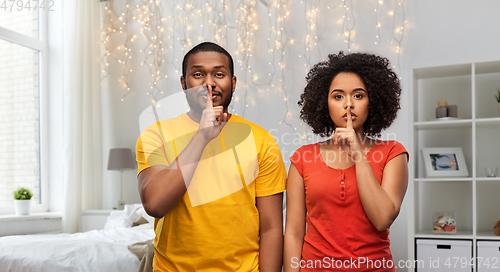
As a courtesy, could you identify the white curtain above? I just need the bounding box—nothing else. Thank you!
[62,0,103,233]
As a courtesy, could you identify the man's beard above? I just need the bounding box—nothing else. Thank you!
[185,82,233,112]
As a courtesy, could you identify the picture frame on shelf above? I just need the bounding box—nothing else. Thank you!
[421,147,469,178]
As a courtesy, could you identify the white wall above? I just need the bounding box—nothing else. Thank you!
[406,0,500,67]
[102,0,412,207]
[101,1,413,268]
[44,0,500,269]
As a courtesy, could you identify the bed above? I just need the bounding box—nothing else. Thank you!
[0,204,155,272]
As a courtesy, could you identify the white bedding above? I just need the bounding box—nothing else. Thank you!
[0,205,155,272]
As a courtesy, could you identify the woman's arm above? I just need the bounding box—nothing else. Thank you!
[283,163,307,272]
[334,110,408,231]
[354,153,408,231]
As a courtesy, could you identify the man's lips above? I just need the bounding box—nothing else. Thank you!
[199,91,221,100]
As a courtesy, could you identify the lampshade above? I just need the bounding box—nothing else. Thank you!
[107,148,136,170]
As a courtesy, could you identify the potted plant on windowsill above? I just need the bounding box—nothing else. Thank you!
[13,187,33,216]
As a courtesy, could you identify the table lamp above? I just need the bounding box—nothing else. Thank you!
[107,148,136,209]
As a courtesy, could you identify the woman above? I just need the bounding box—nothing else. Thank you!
[284,52,408,271]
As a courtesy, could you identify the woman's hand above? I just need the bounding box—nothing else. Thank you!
[333,110,363,162]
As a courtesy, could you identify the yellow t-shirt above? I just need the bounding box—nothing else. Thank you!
[136,113,287,272]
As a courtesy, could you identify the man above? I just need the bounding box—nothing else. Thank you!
[136,42,286,272]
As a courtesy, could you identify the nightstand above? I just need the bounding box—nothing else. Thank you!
[79,209,114,232]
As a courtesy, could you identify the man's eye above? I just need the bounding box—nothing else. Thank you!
[216,73,224,77]
[193,73,203,77]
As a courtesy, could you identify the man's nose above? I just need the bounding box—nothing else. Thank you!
[205,75,216,87]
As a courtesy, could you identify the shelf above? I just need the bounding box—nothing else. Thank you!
[410,60,500,265]
[475,117,500,127]
[416,231,500,241]
[476,232,500,240]
[476,177,500,182]
[413,118,500,129]
[475,60,500,74]
[414,63,472,79]
[415,230,473,239]
[414,119,472,129]
[415,177,473,182]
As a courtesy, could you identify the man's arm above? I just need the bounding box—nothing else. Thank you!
[256,192,284,272]
[283,163,306,272]
[138,86,226,219]
[138,132,210,219]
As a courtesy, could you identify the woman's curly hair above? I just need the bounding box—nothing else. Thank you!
[298,51,401,138]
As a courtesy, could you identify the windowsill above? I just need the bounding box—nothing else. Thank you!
[0,212,62,222]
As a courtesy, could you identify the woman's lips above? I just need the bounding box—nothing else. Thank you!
[342,113,357,121]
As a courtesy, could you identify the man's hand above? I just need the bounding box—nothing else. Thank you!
[198,85,227,141]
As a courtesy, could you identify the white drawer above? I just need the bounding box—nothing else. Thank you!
[416,239,472,272]
[477,241,500,272]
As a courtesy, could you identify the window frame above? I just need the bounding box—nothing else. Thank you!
[0,8,48,214]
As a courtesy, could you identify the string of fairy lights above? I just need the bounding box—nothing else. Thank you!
[101,0,408,140]
[391,0,406,77]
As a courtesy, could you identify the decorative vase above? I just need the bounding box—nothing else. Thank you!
[14,199,31,215]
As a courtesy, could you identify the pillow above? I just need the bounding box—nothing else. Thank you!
[104,204,144,230]
[133,206,154,227]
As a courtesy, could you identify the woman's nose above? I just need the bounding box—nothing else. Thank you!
[344,97,353,109]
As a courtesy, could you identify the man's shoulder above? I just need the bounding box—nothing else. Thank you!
[229,115,270,136]
[159,113,188,126]
[142,113,187,132]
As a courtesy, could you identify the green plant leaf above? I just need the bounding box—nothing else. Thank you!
[13,187,33,200]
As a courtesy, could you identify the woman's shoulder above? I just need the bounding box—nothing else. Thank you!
[372,139,409,162]
[290,143,318,161]
[373,139,405,148]
[294,142,318,153]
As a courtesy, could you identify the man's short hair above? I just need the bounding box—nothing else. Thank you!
[182,42,234,78]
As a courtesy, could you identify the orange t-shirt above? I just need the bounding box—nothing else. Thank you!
[290,140,408,271]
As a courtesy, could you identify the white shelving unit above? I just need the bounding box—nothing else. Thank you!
[407,60,500,271]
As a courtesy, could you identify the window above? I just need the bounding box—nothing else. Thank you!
[0,8,47,213]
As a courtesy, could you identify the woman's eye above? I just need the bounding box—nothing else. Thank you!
[334,95,343,99]
[354,93,363,98]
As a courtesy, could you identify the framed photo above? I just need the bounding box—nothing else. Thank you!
[421,147,469,177]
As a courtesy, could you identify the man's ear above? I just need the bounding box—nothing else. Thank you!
[232,76,237,93]
[180,76,186,91]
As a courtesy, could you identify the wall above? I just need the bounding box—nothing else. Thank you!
[101,0,412,268]
[406,0,500,67]
[102,0,412,206]
[40,0,500,269]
